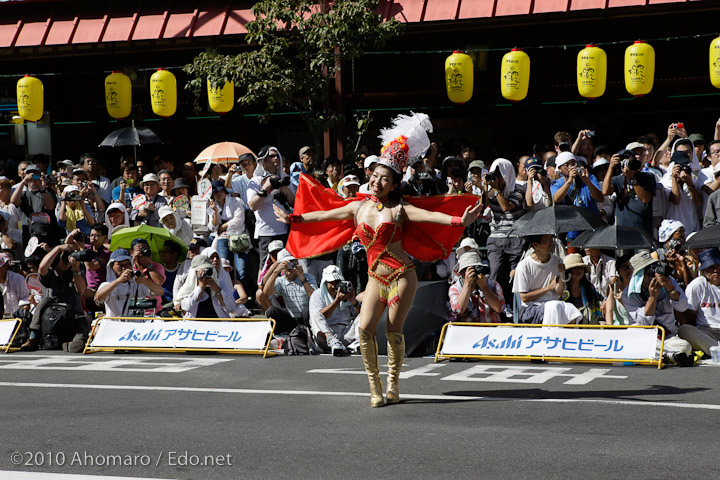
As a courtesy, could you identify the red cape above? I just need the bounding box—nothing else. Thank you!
[286,174,479,262]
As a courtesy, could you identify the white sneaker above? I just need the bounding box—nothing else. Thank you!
[327,333,347,357]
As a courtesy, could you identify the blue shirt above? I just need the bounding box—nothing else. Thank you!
[550,174,601,239]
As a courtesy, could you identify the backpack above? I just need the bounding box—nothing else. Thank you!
[40,303,70,350]
[283,324,314,356]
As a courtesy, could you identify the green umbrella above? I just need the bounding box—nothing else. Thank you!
[109,224,187,263]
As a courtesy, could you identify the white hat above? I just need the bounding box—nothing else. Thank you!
[321,265,344,283]
[158,205,175,220]
[268,240,284,253]
[658,219,685,243]
[364,155,379,169]
[459,237,479,251]
[62,185,80,194]
[457,251,485,273]
[592,158,609,169]
[276,249,295,263]
[140,173,160,187]
[341,175,360,186]
[626,141,645,151]
[555,151,576,168]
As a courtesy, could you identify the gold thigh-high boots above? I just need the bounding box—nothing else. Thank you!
[358,327,384,407]
[385,332,405,404]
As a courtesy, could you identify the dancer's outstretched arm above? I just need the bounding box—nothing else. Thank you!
[274,201,361,224]
[403,202,483,226]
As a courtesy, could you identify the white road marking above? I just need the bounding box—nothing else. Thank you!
[1,381,718,411]
[441,366,627,385]
[0,355,232,373]
[0,471,178,480]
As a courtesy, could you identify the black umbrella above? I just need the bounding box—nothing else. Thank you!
[376,280,448,357]
[99,120,162,159]
[509,205,605,237]
[684,224,720,250]
[569,224,658,250]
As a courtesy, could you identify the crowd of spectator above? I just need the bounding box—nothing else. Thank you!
[3,119,720,364]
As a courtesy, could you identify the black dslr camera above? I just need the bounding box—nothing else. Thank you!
[485,171,499,184]
[338,280,353,294]
[269,176,291,189]
[648,261,673,277]
[679,164,692,175]
[665,238,684,255]
[139,246,151,257]
[69,250,96,262]
[473,262,491,276]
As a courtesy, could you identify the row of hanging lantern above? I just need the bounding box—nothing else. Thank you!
[16,68,235,122]
[447,36,720,104]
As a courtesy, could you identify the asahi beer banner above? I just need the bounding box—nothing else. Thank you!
[89,319,273,351]
[0,320,19,347]
[440,325,658,360]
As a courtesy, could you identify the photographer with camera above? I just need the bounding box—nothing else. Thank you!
[10,163,58,245]
[448,251,504,323]
[95,249,165,318]
[661,148,703,235]
[175,254,235,319]
[309,265,361,356]
[58,185,95,236]
[602,149,656,234]
[401,157,443,196]
[247,146,295,268]
[524,157,552,213]
[21,242,87,352]
[622,252,693,365]
[658,219,697,289]
[262,248,316,333]
[65,225,110,314]
[127,238,165,314]
[0,252,31,318]
[551,151,604,215]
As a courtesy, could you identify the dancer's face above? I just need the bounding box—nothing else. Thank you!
[369,165,397,199]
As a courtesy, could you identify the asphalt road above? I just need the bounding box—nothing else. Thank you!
[0,351,718,480]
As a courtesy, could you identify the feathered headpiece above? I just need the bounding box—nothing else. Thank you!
[378,112,433,174]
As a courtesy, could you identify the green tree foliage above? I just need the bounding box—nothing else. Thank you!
[184,0,403,137]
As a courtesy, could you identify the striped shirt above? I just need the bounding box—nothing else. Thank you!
[488,184,526,237]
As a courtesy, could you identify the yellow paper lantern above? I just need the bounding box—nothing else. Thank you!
[16,75,44,122]
[208,79,234,114]
[710,35,720,89]
[105,71,132,119]
[501,48,530,102]
[625,41,655,97]
[577,44,607,99]
[445,51,473,104]
[150,68,177,118]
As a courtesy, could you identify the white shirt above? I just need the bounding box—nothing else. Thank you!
[207,195,245,240]
[96,279,153,318]
[231,174,254,211]
[247,176,289,238]
[512,254,562,307]
[180,285,236,319]
[583,254,616,299]
[0,270,30,315]
[661,167,704,234]
[685,275,720,329]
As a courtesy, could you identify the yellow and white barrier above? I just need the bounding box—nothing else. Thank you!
[84,317,276,357]
[435,323,664,369]
[0,319,22,353]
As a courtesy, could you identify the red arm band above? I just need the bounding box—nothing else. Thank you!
[450,216,462,227]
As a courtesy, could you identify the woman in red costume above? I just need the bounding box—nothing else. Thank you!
[276,113,481,407]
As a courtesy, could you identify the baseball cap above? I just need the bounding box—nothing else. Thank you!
[671,150,691,166]
[130,238,149,249]
[626,142,645,151]
[57,159,75,168]
[592,158,609,170]
[109,248,132,264]
[364,155,379,169]
[689,133,705,145]
[189,237,208,249]
[298,146,314,156]
[268,240,284,253]
[25,164,41,173]
[221,258,232,269]
[321,265,344,283]
[545,156,557,168]
[0,253,11,267]
[341,174,360,186]
[277,249,295,263]
[468,160,485,171]
[555,151,576,168]
[211,179,226,193]
[524,157,542,171]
